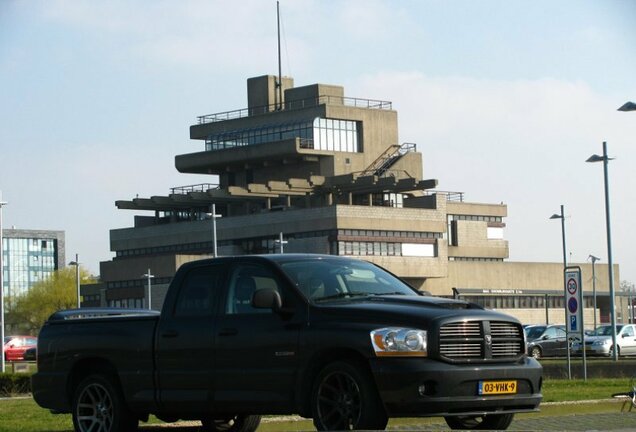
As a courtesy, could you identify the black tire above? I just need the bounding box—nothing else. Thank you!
[311,360,388,431]
[445,413,514,430]
[530,346,542,359]
[201,415,261,432]
[72,374,138,432]
[609,345,620,357]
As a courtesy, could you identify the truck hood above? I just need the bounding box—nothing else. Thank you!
[314,295,517,327]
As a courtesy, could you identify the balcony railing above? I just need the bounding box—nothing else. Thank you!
[197,95,392,125]
[170,183,219,195]
[425,190,465,202]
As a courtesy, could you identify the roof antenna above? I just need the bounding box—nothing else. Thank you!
[276,1,283,111]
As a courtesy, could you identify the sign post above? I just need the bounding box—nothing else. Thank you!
[565,266,587,380]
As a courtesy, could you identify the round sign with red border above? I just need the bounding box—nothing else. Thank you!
[567,278,577,295]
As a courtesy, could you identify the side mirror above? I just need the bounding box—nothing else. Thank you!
[541,335,550,340]
[252,288,282,312]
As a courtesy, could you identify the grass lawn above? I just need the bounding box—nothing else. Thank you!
[1,378,632,432]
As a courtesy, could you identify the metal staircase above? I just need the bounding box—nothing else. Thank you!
[359,143,416,177]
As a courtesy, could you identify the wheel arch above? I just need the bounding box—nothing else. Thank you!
[66,357,122,406]
[295,347,371,417]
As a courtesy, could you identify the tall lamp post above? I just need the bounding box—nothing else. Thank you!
[0,193,7,374]
[588,255,600,330]
[69,254,81,309]
[586,141,618,361]
[142,269,154,310]
[550,204,570,378]
[205,204,222,258]
[618,102,635,324]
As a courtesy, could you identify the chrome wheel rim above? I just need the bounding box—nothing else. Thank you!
[76,383,113,432]
[316,371,361,430]
[213,416,238,431]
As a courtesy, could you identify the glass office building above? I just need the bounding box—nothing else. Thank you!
[1,229,65,299]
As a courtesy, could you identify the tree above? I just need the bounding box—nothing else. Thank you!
[8,267,94,335]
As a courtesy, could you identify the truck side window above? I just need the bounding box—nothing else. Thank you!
[226,264,281,314]
[174,265,222,316]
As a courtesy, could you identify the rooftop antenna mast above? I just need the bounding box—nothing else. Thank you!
[276,1,283,111]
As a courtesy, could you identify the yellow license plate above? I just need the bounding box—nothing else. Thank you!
[478,380,517,395]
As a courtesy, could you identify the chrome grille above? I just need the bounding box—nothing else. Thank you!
[490,321,523,358]
[439,321,481,337]
[439,320,523,362]
[440,342,483,358]
[439,321,483,359]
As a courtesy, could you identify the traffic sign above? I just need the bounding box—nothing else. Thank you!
[565,268,583,341]
[567,278,577,295]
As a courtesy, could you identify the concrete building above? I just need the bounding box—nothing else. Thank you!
[88,74,623,326]
[1,228,65,300]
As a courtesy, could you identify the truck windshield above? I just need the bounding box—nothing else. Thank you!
[279,258,419,302]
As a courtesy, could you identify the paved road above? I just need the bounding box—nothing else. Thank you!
[391,412,636,431]
[141,411,636,431]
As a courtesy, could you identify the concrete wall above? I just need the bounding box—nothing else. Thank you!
[424,260,619,297]
[495,307,598,328]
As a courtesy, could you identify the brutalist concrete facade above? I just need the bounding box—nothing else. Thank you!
[85,74,622,326]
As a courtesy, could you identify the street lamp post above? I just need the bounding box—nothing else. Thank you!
[205,204,222,258]
[275,232,287,253]
[142,269,154,310]
[618,103,635,324]
[588,255,600,330]
[550,204,570,378]
[69,254,81,309]
[586,141,618,361]
[0,192,7,374]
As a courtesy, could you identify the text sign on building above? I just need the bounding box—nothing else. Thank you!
[564,267,583,343]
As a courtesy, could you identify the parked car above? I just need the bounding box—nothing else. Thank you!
[32,255,542,431]
[524,325,567,359]
[23,346,37,361]
[3,335,38,361]
[572,324,636,357]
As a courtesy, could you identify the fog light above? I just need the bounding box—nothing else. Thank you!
[418,384,427,396]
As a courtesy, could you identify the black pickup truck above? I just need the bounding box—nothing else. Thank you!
[33,254,542,431]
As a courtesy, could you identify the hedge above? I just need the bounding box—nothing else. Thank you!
[0,372,32,396]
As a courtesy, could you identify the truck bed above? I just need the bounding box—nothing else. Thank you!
[33,309,160,413]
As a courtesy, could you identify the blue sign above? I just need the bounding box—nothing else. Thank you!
[570,315,578,331]
[568,297,578,314]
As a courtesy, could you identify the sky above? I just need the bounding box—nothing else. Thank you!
[1,0,635,284]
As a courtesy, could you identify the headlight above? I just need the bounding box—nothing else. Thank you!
[370,327,427,357]
[593,339,610,346]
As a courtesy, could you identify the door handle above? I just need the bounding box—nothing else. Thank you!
[218,328,238,336]
[161,330,179,338]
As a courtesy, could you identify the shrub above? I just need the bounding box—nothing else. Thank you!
[0,372,32,396]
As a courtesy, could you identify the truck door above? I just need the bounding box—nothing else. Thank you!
[155,263,225,414]
[213,261,303,412]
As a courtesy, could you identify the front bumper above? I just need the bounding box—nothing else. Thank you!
[572,345,611,356]
[369,357,542,417]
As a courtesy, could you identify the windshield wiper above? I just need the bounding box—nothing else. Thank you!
[314,292,370,302]
[373,291,409,296]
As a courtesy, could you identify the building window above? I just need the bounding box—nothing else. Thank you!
[205,117,359,153]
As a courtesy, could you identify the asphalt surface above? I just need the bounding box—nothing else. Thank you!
[142,410,636,431]
[390,412,636,431]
